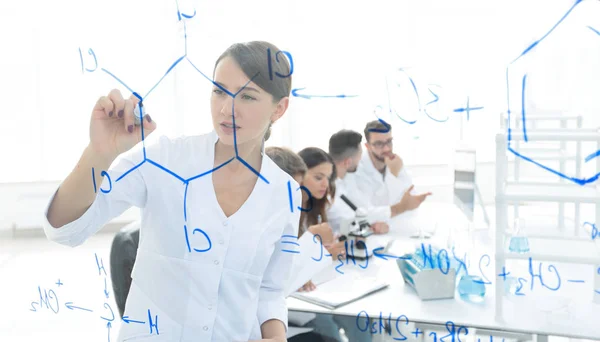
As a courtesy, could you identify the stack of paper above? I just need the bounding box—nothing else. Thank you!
[290,273,389,310]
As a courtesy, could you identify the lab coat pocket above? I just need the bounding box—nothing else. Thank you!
[118,282,182,342]
[223,223,261,274]
[217,268,262,340]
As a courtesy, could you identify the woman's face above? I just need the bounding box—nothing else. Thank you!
[211,56,287,147]
[302,162,333,200]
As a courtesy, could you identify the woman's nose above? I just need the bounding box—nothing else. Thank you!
[220,97,235,115]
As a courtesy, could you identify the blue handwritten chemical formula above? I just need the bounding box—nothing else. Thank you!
[28,253,159,341]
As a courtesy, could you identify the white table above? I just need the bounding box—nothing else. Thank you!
[286,202,600,341]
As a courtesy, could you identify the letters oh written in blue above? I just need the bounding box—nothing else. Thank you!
[78,47,98,73]
[184,225,212,253]
[287,180,313,213]
[92,167,113,194]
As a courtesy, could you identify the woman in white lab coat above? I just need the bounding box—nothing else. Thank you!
[43,41,300,342]
[297,147,372,342]
[264,146,330,342]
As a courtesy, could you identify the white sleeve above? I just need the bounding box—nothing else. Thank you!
[41,139,163,247]
[256,185,301,333]
[343,174,391,224]
[285,231,332,296]
[385,167,414,205]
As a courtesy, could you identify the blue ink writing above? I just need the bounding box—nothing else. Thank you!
[312,234,324,262]
[291,87,358,100]
[30,286,60,313]
[528,258,561,291]
[267,48,293,81]
[497,266,511,281]
[584,222,598,240]
[148,309,159,335]
[65,301,93,312]
[440,321,469,342]
[95,253,107,277]
[79,47,98,73]
[280,235,300,254]
[183,225,212,253]
[453,96,483,121]
[474,254,492,285]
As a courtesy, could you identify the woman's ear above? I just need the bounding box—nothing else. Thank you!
[270,97,289,123]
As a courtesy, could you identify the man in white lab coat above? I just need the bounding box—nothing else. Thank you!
[327,127,430,235]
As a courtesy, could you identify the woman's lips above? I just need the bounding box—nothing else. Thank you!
[220,123,240,135]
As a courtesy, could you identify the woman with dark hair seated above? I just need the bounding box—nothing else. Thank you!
[296,147,372,342]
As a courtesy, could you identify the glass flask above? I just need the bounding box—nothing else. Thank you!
[458,274,486,302]
[509,218,530,253]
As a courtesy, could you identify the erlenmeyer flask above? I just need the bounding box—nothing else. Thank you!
[509,217,530,253]
[456,221,486,302]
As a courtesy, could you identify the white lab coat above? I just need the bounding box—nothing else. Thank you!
[42,130,301,342]
[249,228,331,339]
[329,151,414,232]
[326,176,392,235]
[350,150,414,207]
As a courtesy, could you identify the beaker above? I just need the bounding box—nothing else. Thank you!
[458,274,486,302]
[508,218,530,253]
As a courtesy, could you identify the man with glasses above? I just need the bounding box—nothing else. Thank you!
[348,120,431,230]
[327,125,430,235]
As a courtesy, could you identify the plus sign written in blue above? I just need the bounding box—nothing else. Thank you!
[497,267,511,281]
[412,327,423,338]
[453,96,483,121]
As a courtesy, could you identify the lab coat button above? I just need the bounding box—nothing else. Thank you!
[208,305,213,310]
[214,260,219,265]
[223,221,229,226]
[203,326,208,331]
[219,239,224,245]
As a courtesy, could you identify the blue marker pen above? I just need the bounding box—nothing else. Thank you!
[133,104,148,126]
[317,214,322,224]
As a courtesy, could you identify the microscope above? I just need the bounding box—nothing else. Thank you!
[338,194,376,259]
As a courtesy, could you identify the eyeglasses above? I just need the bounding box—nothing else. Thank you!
[370,138,393,149]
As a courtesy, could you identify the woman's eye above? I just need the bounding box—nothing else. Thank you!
[241,94,256,101]
[212,89,224,95]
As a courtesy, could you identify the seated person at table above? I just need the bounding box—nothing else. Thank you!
[296,146,371,342]
[327,129,430,235]
[265,146,333,342]
[352,120,430,207]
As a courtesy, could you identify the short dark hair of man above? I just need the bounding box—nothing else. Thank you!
[364,120,392,143]
[328,129,362,162]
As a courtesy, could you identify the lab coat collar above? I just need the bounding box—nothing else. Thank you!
[360,149,386,179]
[208,129,275,188]
[209,130,265,156]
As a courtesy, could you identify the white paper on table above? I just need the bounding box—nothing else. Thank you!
[290,273,389,309]
[311,264,340,286]
[286,232,333,296]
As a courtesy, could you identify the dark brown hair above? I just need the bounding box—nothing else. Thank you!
[297,147,337,228]
[364,120,392,143]
[265,146,307,179]
[214,41,292,141]
[328,129,362,162]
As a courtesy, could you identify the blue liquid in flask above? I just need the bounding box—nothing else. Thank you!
[509,218,530,253]
[458,275,486,302]
[508,236,530,253]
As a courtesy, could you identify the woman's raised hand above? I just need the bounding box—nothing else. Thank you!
[89,89,157,161]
